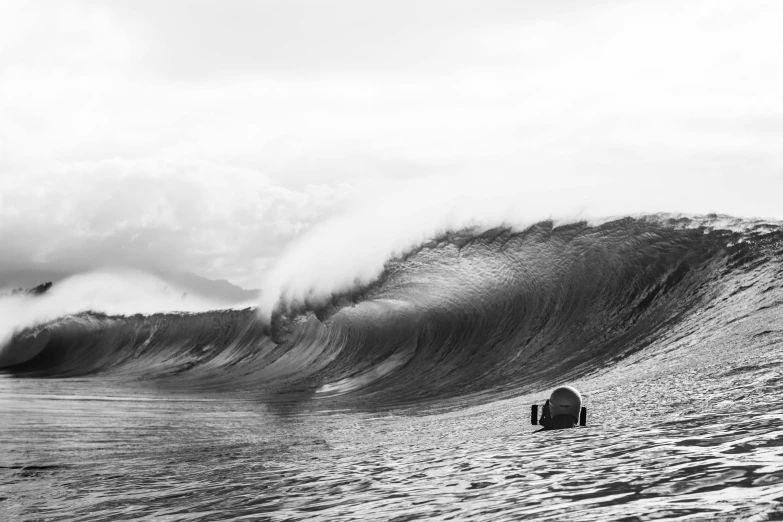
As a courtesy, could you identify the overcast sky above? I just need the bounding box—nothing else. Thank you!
[1,0,782,289]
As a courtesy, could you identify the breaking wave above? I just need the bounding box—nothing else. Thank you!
[2,214,781,409]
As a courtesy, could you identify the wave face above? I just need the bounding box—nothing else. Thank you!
[2,215,781,408]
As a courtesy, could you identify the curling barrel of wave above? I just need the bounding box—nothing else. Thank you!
[2,216,779,407]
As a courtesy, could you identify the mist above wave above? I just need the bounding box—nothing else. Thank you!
[256,173,777,324]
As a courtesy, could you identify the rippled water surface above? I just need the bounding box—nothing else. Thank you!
[3,326,783,521]
[3,217,783,520]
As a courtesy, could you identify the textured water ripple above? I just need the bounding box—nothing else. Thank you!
[3,345,783,522]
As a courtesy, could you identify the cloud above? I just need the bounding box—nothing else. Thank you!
[1,0,782,292]
[0,161,355,287]
[99,0,605,79]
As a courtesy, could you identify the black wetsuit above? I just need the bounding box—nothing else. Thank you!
[537,400,578,431]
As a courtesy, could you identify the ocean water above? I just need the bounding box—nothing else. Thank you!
[2,214,783,521]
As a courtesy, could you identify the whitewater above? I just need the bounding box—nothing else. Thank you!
[2,213,783,521]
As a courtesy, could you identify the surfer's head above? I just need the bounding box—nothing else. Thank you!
[548,386,582,430]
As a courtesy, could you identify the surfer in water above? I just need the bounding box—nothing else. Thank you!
[532,386,586,430]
